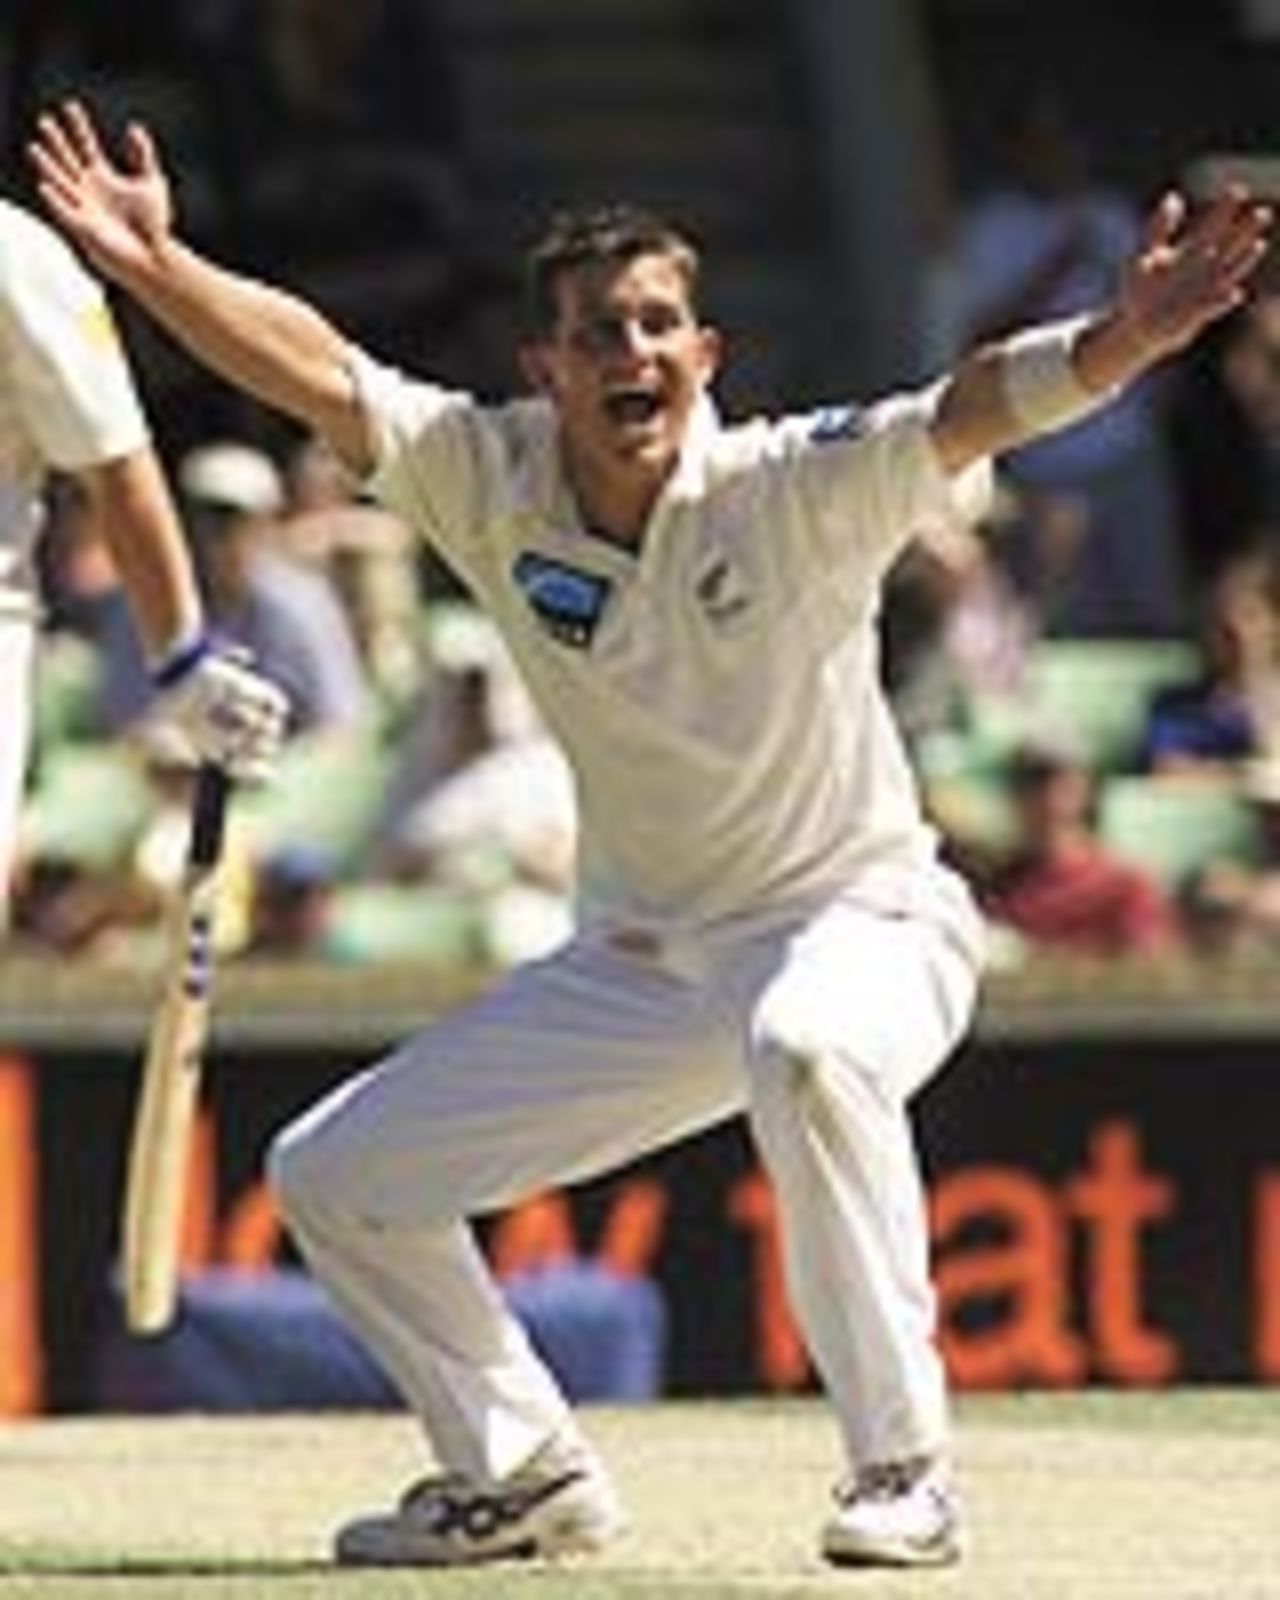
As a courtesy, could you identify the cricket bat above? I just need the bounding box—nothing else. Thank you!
[122,762,231,1334]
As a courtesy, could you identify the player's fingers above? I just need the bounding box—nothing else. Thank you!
[1201,283,1248,324]
[27,141,61,193]
[1216,202,1274,268]
[31,174,83,232]
[63,99,106,167]
[1214,235,1272,291]
[28,143,89,227]
[30,109,79,176]
[124,121,159,179]
[1191,203,1272,291]
[1188,183,1255,254]
[1142,190,1185,253]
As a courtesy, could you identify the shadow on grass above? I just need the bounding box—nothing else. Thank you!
[0,1551,332,1577]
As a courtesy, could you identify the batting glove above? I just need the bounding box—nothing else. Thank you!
[151,632,289,784]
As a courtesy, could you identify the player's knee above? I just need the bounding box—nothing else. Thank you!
[747,1013,819,1121]
[748,999,882,1119]
[267,1112,341,1226]
[749,989,828,1083]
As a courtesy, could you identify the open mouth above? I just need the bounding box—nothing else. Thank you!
[602,387,665,427]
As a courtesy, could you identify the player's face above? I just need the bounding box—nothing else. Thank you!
[522,252,721,496]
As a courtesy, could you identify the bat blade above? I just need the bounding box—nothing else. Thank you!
[121,764,230,1335]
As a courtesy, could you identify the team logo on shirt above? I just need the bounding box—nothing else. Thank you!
[513,551,612,648]
[694,557,751,624]
[802,403,867,444]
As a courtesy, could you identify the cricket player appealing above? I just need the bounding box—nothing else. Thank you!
[0,195,286,903]
[31,101,1272,1569]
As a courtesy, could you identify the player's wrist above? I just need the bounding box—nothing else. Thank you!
[1076,308,1166,388]
[1000,315,1116,438]
[150,628,213,689]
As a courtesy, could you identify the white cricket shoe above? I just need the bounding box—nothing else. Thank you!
[334,1438,624,1567]
[821,1454,963,1569]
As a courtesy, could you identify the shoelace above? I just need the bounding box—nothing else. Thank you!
[399,1467,585,1540]
[401,1472,470,1510]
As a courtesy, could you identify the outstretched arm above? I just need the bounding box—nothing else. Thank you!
[30,101,374,475]
[931,186,1274,474]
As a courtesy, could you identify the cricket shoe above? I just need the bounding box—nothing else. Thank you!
[334,1437,624,1567]
[821,1454,963,1569]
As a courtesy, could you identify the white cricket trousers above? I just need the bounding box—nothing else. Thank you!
[0,617,36,914]
[269,891,978,1482]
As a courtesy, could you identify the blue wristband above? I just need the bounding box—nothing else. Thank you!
[151,630,212,690]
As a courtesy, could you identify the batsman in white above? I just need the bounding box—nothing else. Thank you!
[0,192,287,905]
[30,100,1272,1569]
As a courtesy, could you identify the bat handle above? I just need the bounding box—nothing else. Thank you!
[189,764,231,869]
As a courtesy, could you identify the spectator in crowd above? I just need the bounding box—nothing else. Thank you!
[1167,286,1280,586]
[41,440,378,743]
[372,606,574,964]
[973,733,1180,959]
[1139,550,1280,775]
[277,435,427,712]
[936,87,1188,638]
[178,441,371,738]
[1175,750,1280,956]
[883,478,1038,751]
[247,841,342,959]
[283,433,361,517]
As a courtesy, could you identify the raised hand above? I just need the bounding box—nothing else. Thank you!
[29,100,174,284]
[1117,185,1273,360]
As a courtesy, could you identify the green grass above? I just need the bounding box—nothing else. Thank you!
[1,1395,1279,1597]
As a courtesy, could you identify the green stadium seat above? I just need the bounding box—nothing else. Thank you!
[21,743,152,870]
[324,882,485,967]
[965,639,1199,774]
[33,634,103,751]
[1098,776,1262,888]
[238,725,391,876]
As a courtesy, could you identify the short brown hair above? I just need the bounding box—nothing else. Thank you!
[522,204,702,336]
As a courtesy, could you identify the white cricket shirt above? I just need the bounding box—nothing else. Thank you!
[0,201,149,616]
[355,353,990,953]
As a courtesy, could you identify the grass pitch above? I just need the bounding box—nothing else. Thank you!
[0,1392,1278,1598]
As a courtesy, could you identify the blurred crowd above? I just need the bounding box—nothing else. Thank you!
[894,85,1280,970]
[14,431,578,972]
[5,4,1280,973]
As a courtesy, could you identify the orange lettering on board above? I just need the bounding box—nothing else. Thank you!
[488,1182,668,1281]
[932,1167,1087,1388]
[488,1193,577,1277]
[221,1180,282,1269]
[728,1171,810,1390]
[179,1108,217,1272]
[0,1056,41,1414]
[598,1180,667,1277]
[1066,1120,1178,1383]
[208,1175,669,1281]
[1253,1172,1280,1379]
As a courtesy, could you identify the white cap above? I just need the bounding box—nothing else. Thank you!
[179,442,284,515]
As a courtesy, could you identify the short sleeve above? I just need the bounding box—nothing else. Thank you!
[349,348,492,570]
[777,388,993,601]
[1,213,148,468]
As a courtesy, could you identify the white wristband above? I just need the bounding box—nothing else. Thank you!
[1001,316,1113,436]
